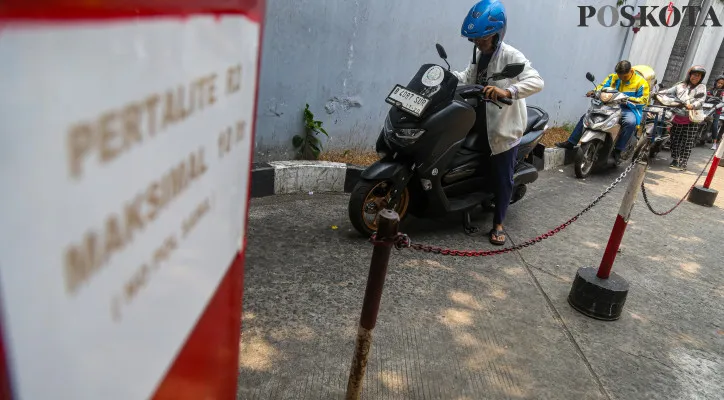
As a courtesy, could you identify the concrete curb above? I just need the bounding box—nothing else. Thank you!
[251,161,365,198]
[251,146,575,198]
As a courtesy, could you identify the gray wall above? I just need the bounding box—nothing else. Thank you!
[253,0,629,161]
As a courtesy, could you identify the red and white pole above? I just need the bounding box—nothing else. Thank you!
[688,144,724,206]
[703,143,724,189]
[568,160,648,320]
[597,161,648,279]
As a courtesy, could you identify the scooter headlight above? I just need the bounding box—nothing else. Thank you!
[600,92,614,103]
[383,115,426,144]
[395,128,426,139]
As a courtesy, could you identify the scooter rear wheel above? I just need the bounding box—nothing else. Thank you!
[348,178,410,237]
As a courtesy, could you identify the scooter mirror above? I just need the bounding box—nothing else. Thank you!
[435,43,448,60]
[492,63,525,81]
[586,72,596,82]
[435,43,451,71]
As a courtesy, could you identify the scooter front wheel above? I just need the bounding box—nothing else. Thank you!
[574,141,601,179]
[348,178,410,237]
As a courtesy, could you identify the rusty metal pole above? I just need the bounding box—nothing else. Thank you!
[345,209,399,400]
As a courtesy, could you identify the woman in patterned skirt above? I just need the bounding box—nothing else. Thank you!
[659,65,707,171]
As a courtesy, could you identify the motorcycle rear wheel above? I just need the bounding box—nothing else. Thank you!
[348,178,410,237]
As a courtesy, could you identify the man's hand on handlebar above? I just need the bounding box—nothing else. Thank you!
[586,90,595,98]
[482,86,512,103]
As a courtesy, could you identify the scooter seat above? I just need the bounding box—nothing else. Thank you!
[463,105,549,152]
[525,105,548,134]
[519,129,544,147]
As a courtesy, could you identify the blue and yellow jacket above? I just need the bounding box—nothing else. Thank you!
[596,72,650,125]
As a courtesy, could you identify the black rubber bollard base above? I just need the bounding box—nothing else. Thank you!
[568,267,629,321]
[687,185,718,207]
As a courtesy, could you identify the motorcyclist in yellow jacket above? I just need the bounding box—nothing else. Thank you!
[556,60,650,163]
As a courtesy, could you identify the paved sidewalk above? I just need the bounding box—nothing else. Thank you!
[238,147,724,400]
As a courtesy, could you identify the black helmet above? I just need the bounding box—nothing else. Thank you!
[687,65,707,83]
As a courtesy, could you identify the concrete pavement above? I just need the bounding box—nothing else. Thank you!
[238,147,724,400]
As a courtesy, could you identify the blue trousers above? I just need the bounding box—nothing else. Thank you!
[712,117,721,141]
[567,107,637,151]
[489,146,518,225]
[472,105,518,226]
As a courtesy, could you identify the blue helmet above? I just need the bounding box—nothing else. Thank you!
[461,0,507,42]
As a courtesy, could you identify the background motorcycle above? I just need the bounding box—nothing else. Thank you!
[573,72,642,179]
[698,95,724,145]
[347,44,548,237]
[636,93,681,161]
[658,91,708,151]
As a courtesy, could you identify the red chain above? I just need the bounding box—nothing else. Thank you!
[369,159,641,257]
[640,150,715,216]
[401,217,577,257]
[369,217,579,257]
[369,232,411,249]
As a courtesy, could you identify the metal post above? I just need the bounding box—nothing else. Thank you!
[618,0,639,62]
[680,0,713,81]
[345,209,399,400]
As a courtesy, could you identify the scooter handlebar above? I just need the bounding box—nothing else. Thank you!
[459,85,513,106]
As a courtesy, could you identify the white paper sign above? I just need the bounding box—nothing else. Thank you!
[0,15,259,400]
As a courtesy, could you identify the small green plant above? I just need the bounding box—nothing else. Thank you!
[561,123,576,133]
[293,104,329,160]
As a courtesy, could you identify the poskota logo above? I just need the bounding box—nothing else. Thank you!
[578,3,722,27]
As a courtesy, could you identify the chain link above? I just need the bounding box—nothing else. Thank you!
[640,150,716,216]
[380,159,639,257]
[369,232,412,249]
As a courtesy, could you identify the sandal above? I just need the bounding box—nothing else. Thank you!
[489,228,506,246]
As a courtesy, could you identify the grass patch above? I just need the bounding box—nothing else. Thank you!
[319,149,379,166]
[540,123,574,148]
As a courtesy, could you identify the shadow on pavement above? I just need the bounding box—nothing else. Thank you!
[238,147,723,400]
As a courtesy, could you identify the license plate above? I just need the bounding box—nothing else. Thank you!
[385,85,430,117]
[591,99,602,106]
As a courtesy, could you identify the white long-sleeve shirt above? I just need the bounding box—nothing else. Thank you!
[452,42,544,155]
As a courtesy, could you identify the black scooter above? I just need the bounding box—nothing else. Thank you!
[348,44,548,236]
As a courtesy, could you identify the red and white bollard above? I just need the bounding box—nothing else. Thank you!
[688,144,724,207]
[568,160,648,321]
